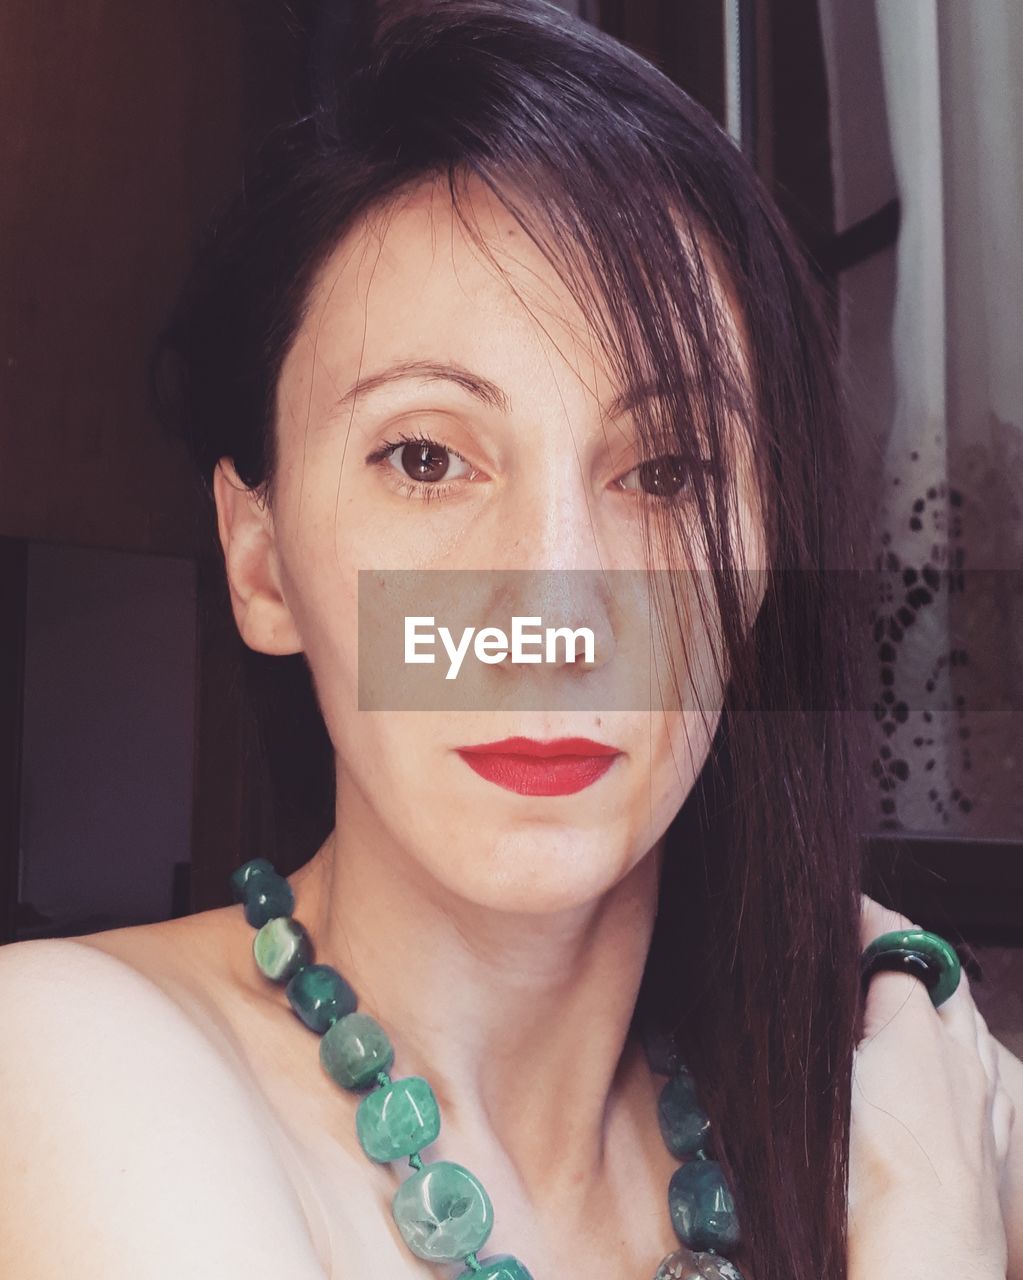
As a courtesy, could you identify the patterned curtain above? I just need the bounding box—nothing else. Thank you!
[820,0,1023,837]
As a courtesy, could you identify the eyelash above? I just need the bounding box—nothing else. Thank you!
[365,429,705,503]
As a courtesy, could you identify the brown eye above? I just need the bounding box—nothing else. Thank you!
[398,439,451,482]
[620,455,695,497]
[365,430,475,499]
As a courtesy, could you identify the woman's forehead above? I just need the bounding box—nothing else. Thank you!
[285,171,750,422]
[297,175,605,366]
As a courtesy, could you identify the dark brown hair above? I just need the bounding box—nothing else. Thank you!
[154,2,876,1275]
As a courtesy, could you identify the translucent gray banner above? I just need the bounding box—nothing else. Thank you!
[356,568,1023,712]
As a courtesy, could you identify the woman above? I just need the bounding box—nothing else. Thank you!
[1,2,1018,1277]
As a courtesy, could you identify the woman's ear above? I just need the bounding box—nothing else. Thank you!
[212,458,303,656]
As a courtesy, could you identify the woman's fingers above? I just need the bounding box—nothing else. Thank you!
[858,892,978,1052]
[856,891,1013,1197]
[974,1006,1016,1172]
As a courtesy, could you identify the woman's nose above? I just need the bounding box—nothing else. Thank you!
[480,456,623,676]
[491,451,610,574]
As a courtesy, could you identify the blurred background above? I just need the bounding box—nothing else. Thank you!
[0,0,1020,1047]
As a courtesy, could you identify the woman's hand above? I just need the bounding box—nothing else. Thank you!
[848,894,1016,1280]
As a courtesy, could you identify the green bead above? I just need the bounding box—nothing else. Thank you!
[242,871,294,928]
[253,916,313,983]
[320,1012,395,1090]
[285,963,358,1033]
[668,1159,740,1253]
[654,1249,744,1279]
[229,857,275,902]
[392,1160,493,1261]
[643,1024,687,1078]
[356,1076,440,1161]
[658,1068,712,1159]
[454,1255,534,1280]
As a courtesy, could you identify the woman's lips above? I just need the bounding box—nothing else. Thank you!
[454,737,622,796]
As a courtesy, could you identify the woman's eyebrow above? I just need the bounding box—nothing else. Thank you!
[334,358,656,421]
[335,360,511,415]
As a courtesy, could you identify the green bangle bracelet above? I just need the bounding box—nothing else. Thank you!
[860,928,963,1009]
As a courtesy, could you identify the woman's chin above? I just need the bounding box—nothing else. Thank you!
[414,826,651,917]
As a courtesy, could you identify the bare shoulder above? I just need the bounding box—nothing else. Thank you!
[0,935,327,1279]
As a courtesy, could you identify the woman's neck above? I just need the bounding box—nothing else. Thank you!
[286,785,668,1213]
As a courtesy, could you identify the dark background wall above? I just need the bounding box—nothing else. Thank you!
[0,0,309,937]
[16,544,195,934]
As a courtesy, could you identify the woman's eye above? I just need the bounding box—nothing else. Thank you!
[390,437,471,483]
[617,455,697,498]
[366,432,475,494]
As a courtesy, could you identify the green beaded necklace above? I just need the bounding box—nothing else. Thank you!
[230,858,746,1280]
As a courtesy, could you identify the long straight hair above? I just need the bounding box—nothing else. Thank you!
[154,3,876,1275]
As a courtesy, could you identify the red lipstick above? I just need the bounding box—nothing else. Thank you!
[455,737,622,796]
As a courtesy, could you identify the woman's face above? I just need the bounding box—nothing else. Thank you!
[215,173,767,915]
